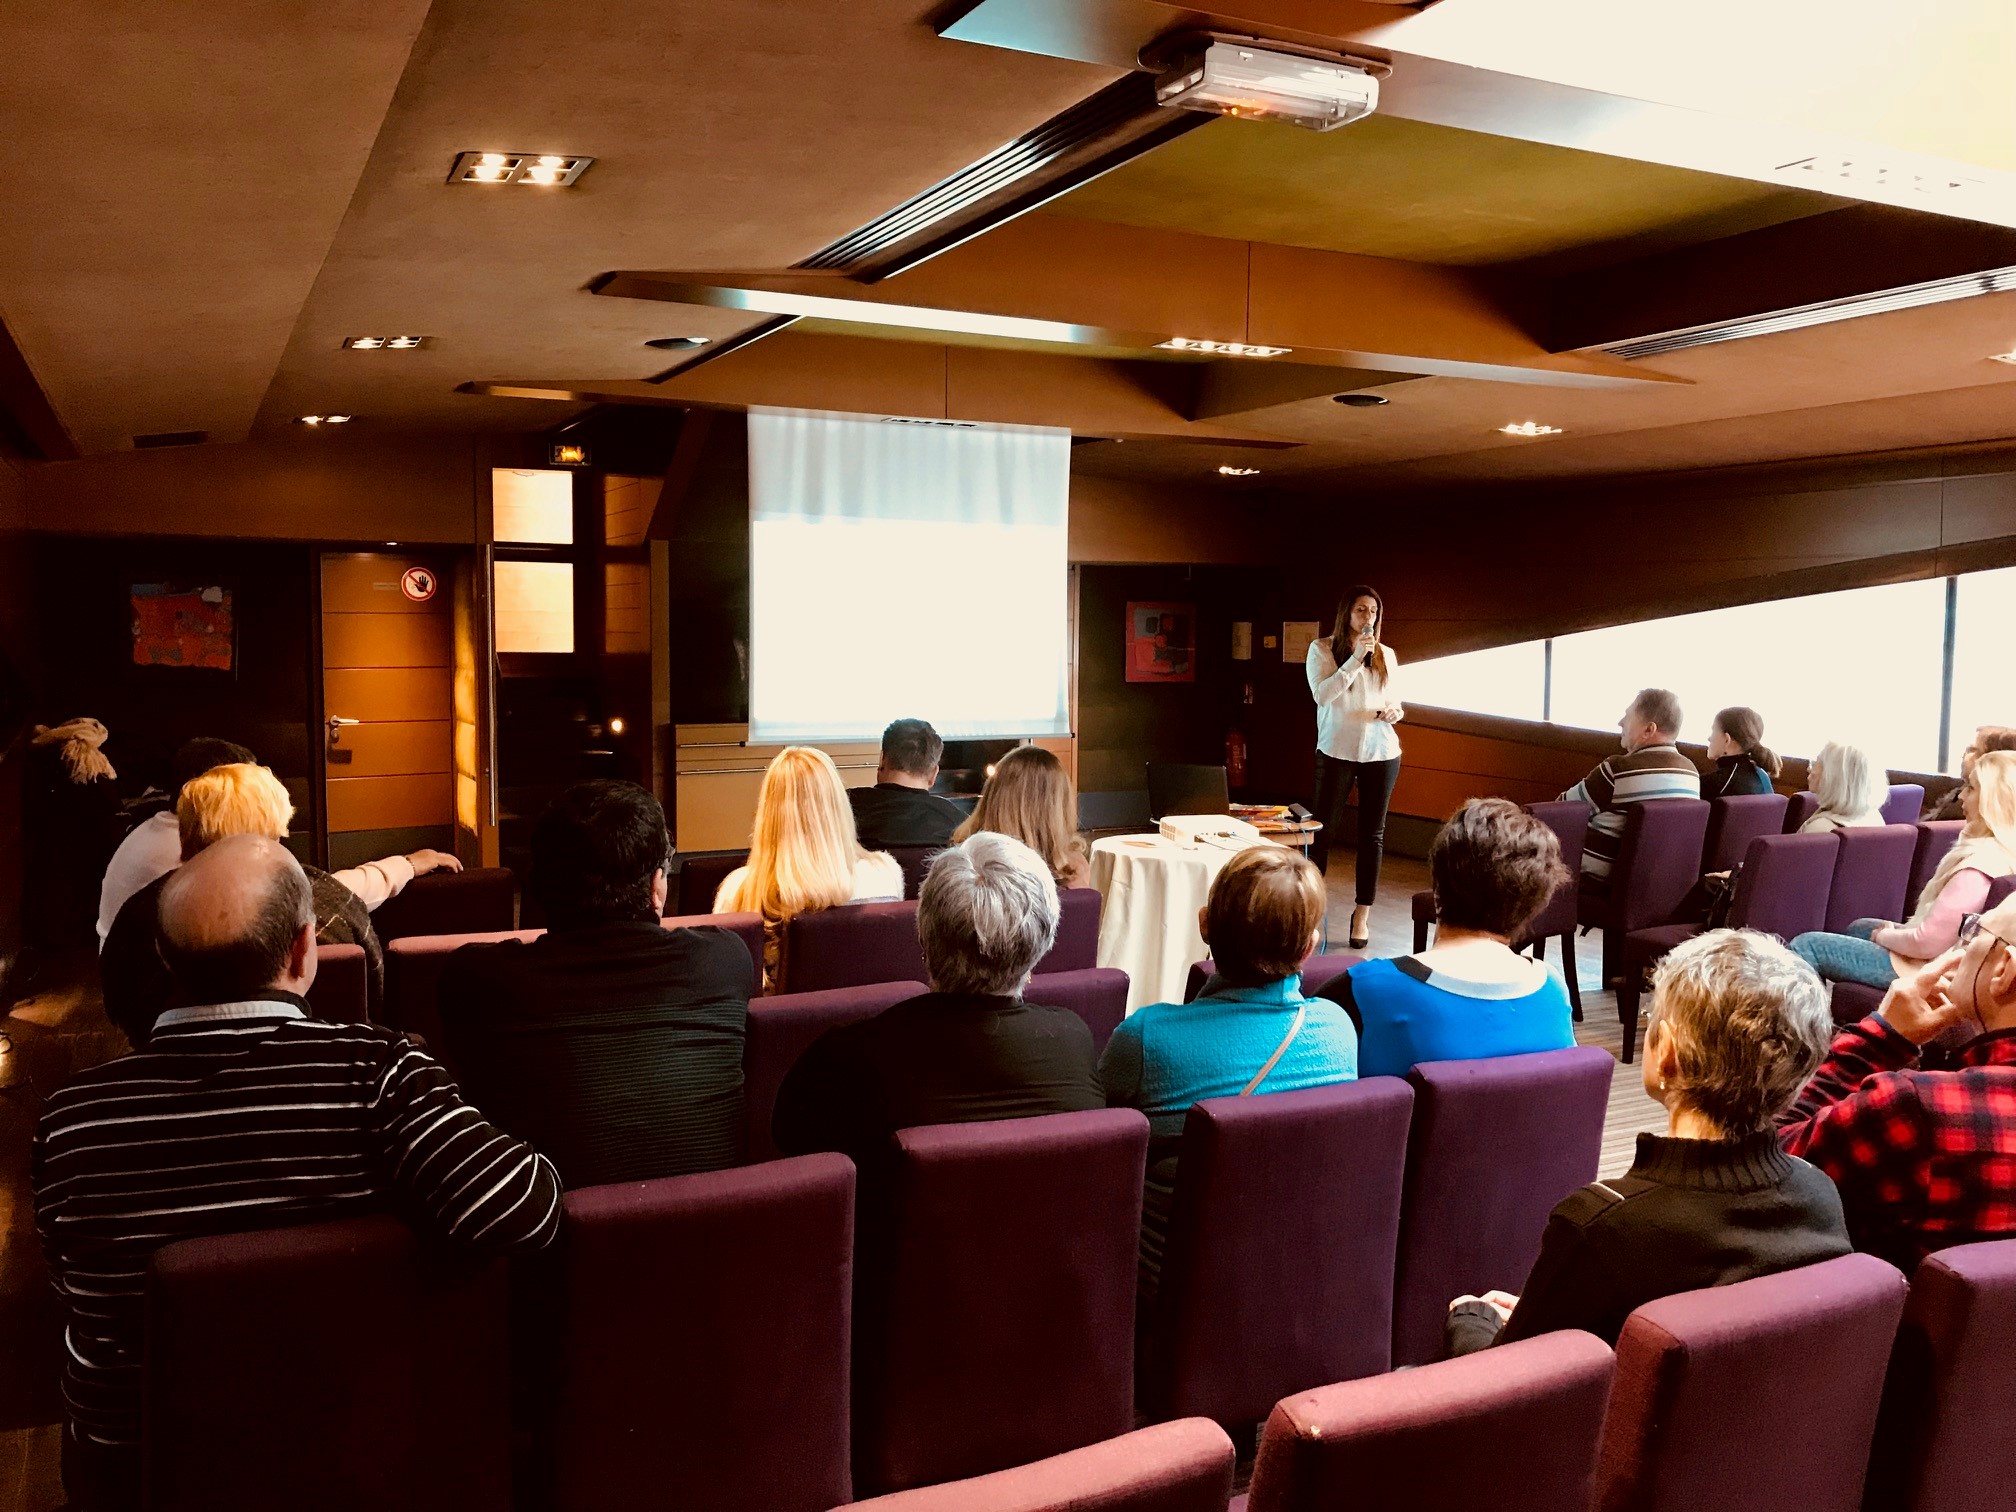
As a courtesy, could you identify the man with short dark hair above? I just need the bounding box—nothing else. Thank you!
[36,836,559,1510]
[439,780,752,1186]
[1560,687,1700,893]
[848,717,967,849]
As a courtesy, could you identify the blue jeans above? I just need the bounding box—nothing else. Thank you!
[1790,918,1897,989]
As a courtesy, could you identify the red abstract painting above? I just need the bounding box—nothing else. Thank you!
[131,584,235,671]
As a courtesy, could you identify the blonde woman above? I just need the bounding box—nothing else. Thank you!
[951,745,1091,890]
[715,746,904,987]
[1792,750,2016,989]
[1800,741,1887,833]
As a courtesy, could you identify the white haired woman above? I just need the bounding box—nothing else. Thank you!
[771,831,1102,1175]
[1448,929,1850,1354]
[1799,740,1887,833]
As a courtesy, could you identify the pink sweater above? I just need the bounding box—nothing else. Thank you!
[1874,867,1993,967]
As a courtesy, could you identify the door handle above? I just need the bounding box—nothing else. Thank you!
[326,716,361,742]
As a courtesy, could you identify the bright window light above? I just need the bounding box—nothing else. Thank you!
[1406,640,1547,722]
[494,561,574,653]
[1949,565,2016,773]
[492,467,574,544]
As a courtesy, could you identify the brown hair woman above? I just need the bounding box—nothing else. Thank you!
[1306,583,1404,949]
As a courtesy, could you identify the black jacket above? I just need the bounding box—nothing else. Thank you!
[1701,754,1775,800]
[847,783,968,849]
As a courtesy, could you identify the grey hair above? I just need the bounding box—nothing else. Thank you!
[1810,740,1886,824]
[917,831,1060,997]
[1649,928,1834,1133]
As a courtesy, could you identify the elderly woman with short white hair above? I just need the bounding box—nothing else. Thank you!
[772,831,1104,1174]
[1448,929,1851,1355]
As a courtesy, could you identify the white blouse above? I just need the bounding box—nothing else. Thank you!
[1306,638,1404,764]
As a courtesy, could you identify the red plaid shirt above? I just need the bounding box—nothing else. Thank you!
[1778,1015,2016,1270]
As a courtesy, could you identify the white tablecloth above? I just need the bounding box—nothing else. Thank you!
[1090,834,1271,1012]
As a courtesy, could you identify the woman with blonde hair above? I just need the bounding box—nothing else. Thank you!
[951,745,1090,890]
[1793,749,2016,989]
[1799,740,1887,833]
[715,746,904,987]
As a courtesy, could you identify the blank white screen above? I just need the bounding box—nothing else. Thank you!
[747,409,1071,743]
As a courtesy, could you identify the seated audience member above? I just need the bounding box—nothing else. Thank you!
[95,736,252,947]
[1791,751,2016,991]
[1324,799,1574,1079]
[1779,891,2016,1269]
[1102,845,1355,1290]
[1700,706,1781,799]
[1449,930,1846,1355]
[99,763,420,1041]
[952,744,1091,890]
[849,717,967,849]
[1559,688,1700,893]
[1928,724,2016,820]
[34,836,559,1511]
[1800,739,1887,832]
[772,832,1101,1173]
[440,781,750,1187]
[716,745,904,988]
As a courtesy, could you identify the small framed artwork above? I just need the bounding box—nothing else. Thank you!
[1282,620,1322,663]
[1126,601,1195,683]
[131,583,236,672]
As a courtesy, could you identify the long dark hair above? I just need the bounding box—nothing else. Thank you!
[1329,583,1389,680]
[1713,706,1782,779]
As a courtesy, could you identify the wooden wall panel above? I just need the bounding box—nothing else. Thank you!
[325,773,453,832]
[323,667,452,723]
[330,721,452,778]
[321,612,452,668]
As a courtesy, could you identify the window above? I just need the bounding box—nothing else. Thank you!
[1949,565,2016,771]
[493,468,574,544]
[1404,639,1546,722]
[494,560,574,653]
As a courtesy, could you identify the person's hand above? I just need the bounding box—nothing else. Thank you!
[1380,702,1405,724]
[405,848,464,877]
[1879,947,1969,1046]
[1449,1290,1519,1324]
[1355,631,1378,658]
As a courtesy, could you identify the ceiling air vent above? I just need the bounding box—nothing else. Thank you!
[131,430,209,448]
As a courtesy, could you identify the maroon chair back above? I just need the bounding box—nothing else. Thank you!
[1700,794,1789,874]
[1829,980,1885,1026]
[369,867,515,943]
[782,892,1101,993]
[305,942,370,1024]
[1022,967,1129,1053]
[878,843,942,900]
[1143,1080,1415,1429]
[1823,825,1918,933]
[1865,1239,2016,1512]
[1594,1253,1908,1512]
[1391,1047,1614,1367]
[1882,784,1927,826]
[536,1156,855,1512]
[1609,800,1713,934]
[675,850,748,916]
[1182,953,1360,1005]
[856,1108,1149,1496]
[1049,887,1103,971]
[1520,800,1593,943]
[1783,791,1821,832]
[742,982,927,1162]
[1726,831,1839,941]
[1906,821,1964,911]
[145,1215,511,1512]
[1245,1332,1614,1512]
[842,1419,1235,1512]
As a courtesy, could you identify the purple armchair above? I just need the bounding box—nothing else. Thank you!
[1577,799,1712,1008]
[1141,1080,1415,1430]
[1882,784,1927,826]
[1390,1047,1613,1367]
[743,982,928,1162]
[1905,821,1963,911]
[1701,793,1789,874]
[1243,1332,1614,1512]
[304,942,369,1024]
[1783,790,1821,832]
[1594,1253,1908,1512]
[837,1419,1236,1512]
[781,889,1101,994]
[369,866,515,942]
[1824,824,1917,933]
[1023,967,1129,1053]
[1830,873,2016,1025]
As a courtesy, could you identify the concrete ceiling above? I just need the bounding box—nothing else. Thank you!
[4,0,2016,510]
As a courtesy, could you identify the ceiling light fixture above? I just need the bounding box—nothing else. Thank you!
[1333,392,1389,407]
[1157,337,1291,358]
[1217,465,1261,477]
[449,151,593,187]
[1154,40,1382,133]
[1498,421,1562,437]
[644,336,712,350]
[343,335,428,350]
[297,414,351,426]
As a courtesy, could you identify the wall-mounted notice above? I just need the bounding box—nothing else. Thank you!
[1282,620,1322,663]
[1231,620,1252,660]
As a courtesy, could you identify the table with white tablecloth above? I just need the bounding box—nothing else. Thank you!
[1088,833,1273,1012]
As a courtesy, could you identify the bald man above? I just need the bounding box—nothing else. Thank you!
[1780,891,2016,1270]
[35,836,560,1510]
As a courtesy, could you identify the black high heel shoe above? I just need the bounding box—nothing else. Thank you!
[1348,909,1370,951]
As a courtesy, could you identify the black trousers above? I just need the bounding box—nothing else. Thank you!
[1310,753,1401,906]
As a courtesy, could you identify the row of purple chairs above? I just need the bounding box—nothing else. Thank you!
[1783,782,1926,834]
[677,845,946,914]
[868,1238,2016,1512]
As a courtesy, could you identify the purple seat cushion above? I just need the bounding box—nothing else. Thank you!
[305,943,370,1024]
[537,1156,856,1512]
[1392,1048,1614,1367]
[743,982,928,1162]
[858,1109,1149,1496]
[145,1215,511,1512]
[1023,967,1129,1053]
[1906,822,1964,910]
[840,1418,1236,1512]
[1729,831,1839,941]
[1146,1080,1415,1428]
[1182,954,1362,1005]
[1824,825,1918,934]
[1244,1331,1614,1512]
[1783,791,1821,832]
[370,867,515,943]
[1596,1253,1908,1512]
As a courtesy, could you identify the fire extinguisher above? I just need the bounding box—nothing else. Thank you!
[1226,726,1249,791]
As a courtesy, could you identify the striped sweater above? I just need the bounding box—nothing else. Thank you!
[32,996,562,1451]
[1562,744,1702,890]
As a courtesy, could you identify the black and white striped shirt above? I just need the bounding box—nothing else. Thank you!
[33,996,562,1449]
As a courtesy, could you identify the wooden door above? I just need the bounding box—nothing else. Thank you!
[320,553,456,869]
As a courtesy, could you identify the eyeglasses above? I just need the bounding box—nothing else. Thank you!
[1959,913,2015,950]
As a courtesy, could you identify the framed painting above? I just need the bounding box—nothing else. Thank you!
[1126,601,1195,683]
[131,583,236,672]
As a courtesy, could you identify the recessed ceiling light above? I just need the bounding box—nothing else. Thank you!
[1157,337,1291,358]
[343,335,429,350]
[644,336,712,350]
[297,414,352,426]
[1217,465,1261,477]
[1498,421,1563,437]
[449,151,593,187]
[1333,392,1389,407]
[1989,350,2016,365]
